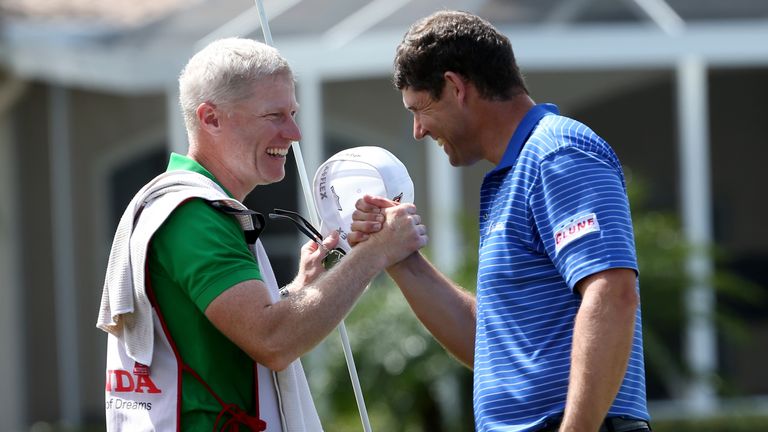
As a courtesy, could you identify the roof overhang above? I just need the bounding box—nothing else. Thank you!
[2,19,767,94]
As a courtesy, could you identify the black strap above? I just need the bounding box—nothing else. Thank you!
[539,416,650,432]
[206,200,266,245]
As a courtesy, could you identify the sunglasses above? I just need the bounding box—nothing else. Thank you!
[268,208,346,270]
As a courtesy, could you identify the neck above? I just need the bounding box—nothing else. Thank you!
[476,93,536,165]
[187,139,250,201]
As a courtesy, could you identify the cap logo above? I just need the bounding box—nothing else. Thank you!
[318,165,330,200]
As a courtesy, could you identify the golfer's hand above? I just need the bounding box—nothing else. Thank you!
[349,194,428,264]
[364,202,427,267]
[295,231,339,286]
[348,195,393,247]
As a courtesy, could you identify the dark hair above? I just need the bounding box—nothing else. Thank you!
[394,10,528,101]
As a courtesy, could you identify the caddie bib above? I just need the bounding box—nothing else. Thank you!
[104,196,269,431]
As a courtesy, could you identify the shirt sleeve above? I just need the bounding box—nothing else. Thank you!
[529,146,638,290]
[149,198,263,312]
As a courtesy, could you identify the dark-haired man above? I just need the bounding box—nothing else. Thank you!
[352,10,650,432]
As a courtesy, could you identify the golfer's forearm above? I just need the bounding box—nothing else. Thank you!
[387,252,476,368]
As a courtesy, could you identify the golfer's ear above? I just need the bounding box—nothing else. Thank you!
[444,71,468,104]
[197,102,222,135]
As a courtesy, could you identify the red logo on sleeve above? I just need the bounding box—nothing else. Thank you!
[554,213,600,255]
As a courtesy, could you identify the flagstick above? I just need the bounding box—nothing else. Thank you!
[254,2,373,431]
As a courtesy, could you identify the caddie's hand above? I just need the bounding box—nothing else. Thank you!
[295,231,339,286]
[365,202,428,267]
[348,195,395,247]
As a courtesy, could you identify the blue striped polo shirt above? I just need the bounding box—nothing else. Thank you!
[473,104,649,432]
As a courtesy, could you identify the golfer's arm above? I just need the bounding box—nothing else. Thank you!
[387,252,477,369]
[559,268,638,432]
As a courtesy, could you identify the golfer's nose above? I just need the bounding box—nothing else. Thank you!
[413,115,427,140]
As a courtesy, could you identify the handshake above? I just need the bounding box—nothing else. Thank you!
[311,146,428,269]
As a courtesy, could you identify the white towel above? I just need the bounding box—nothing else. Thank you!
[252,235,324,431]
[97,170,233,364]
[96,170,322,431]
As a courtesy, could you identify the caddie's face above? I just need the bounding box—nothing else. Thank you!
[219,73,301,186]
[402,85,477,167]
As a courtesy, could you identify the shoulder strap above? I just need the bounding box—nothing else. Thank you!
[205,199,266,245]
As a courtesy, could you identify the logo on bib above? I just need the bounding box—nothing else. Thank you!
[106,363,162,394]
[554,212,600,255]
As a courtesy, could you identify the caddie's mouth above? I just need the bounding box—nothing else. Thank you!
[266,147,289,158]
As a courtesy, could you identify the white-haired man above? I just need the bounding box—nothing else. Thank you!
[98,38,427,431]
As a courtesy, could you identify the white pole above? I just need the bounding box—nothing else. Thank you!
[50,85,82,426]
[677,55,717,413]
[254,2,373,431]
[166,84,188,155]
[426,138,461,273]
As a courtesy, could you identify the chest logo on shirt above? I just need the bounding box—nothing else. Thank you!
[554,212,600,255]
[487,221,506,235]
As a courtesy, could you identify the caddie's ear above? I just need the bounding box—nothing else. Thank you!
[444,71,469,105]
[196,102,222,135]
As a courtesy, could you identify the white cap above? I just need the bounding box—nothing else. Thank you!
[312,146,414,252]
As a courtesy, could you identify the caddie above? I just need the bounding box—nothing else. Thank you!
[97,37,427,431]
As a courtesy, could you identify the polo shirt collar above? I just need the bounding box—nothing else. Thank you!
[491,103,560,173]
[167,152,235,198]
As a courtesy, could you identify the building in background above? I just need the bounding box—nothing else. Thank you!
[1,0,767,429]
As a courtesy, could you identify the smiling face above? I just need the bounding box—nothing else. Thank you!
[217,73,301,187]
[402,84,481,167]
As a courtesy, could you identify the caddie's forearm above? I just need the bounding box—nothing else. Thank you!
[266,240,389,367]
[387,252,476,369]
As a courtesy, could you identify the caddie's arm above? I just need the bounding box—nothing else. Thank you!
[204,203,427,371]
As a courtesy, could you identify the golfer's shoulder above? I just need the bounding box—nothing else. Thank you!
[527,116,617,167]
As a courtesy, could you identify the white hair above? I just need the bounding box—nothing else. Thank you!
[178,37,293,134]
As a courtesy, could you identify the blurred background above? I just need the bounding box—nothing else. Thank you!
[1,0,767,431]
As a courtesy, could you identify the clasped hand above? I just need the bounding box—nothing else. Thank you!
[348,195,428,266]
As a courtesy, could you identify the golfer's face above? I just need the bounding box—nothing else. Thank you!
[402,86,472,167]
[221,74,301,186]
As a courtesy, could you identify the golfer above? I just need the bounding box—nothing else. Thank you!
[351,11,651,432]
